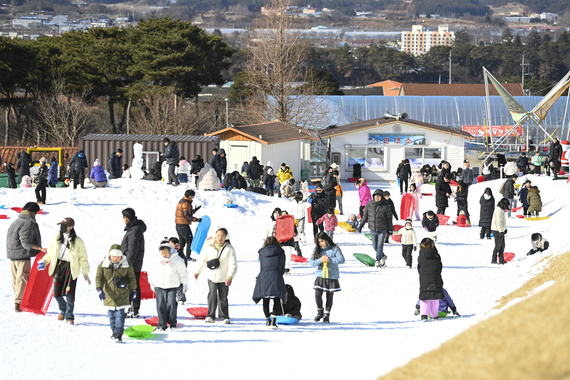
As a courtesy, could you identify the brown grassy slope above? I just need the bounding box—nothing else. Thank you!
[379,250,570,380]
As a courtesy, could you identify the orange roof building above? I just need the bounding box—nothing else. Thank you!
[367,80,402,96]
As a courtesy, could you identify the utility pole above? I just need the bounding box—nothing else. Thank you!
[448,49,452,84]
[225,98,229,127]
[521,51,528,93]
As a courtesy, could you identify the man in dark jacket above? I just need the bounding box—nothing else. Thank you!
[323,181,337,211]
[163,138,180,186]
[462,160,474,188]
[499,174,517,217]
[16,151,33,184]
[246,156,263,187]
[68,149,88,189]
[209,148,218,168]
[438,160,451,179]
[108,149,123,179]
[309,184,328,240]
[435,174,452,215]
[121,208,147,318]
[516,152,529,175]
[358,189,393,267]
[6,202,47,312]
[212,148,227,180]
[549,137,563,180]
[396,159,411,195]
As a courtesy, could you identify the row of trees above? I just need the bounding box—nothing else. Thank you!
[0,16,232,146]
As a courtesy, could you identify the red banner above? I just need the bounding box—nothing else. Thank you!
[462,125,523,137]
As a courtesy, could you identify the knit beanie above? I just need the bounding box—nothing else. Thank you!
[94,159,100,166]
[405,218,412,227]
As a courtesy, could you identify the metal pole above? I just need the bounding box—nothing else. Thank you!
[225,98,229,127]
[448,49,452,84]
[521,51,525,91]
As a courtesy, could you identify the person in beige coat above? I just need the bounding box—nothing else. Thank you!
[194,228,237,324]
[38,218,90,324]
[490,198,510,264]
[392,218,417,268]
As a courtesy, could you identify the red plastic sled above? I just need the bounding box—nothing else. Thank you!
[512,206,522,212]
[0,215,9,219]
[275,215,295,243]
[516,215,525,219]
[307,206,312,223]
[11,207,45,215]
[450,180,458,187]
[145,316,181,327]
[139,271,155,300]
[436,214,450,225]
[291,254,308,263]
[400,193,414,221]
[504,252,515,262]
[391,225,403,243]
[421,193,433,196]
[187,307,208,319]
[20,252,53,315]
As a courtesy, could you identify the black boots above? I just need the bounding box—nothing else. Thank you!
[323,313,330,323]
[314,308,324,322]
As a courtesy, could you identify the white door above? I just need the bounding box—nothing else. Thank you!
[228,145,249,173]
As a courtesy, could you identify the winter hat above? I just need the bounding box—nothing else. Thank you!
[78,150,84,157]
[331,162,339,170]
[94,159,100,166]
[57,217,75,227]
[163,137,170,143]
[405,218,412,227]
[266,161,273,167]
[158,242,175,254]
[109,244,123,257]
[39,157,47,164]
[373,189,384,198]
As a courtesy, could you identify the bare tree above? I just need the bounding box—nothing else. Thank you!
[32,79,94,146]
[130,88,208,135]
[243,0,335,129]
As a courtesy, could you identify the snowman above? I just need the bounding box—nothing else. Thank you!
[130,143,144,180]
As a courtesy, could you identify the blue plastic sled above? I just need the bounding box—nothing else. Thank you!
[275,316,300,325]
[223,204,238,208]
[0,205,7,209]
[191,215,211,256]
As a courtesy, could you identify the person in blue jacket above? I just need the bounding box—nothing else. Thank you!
[519,179,531,217]
[48,157,59,188]
[89,159,108,188]
[414,288,460,318]
[68,149,88,189]
[309,231,345,323]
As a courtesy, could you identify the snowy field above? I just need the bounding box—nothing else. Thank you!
[1,174,568,380]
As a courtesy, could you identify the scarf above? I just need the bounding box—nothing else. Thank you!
[214,241,225,251]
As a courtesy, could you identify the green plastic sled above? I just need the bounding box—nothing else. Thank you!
[353,253,376,267]
[124,325,155,339]
[364,233,372,240]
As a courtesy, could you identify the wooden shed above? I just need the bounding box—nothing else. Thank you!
[79,134,219,172]
[207,120,318,180]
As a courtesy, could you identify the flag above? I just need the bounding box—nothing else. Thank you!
[483,67,527,124]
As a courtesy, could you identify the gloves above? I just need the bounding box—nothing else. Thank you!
[98,289,106,301]
[183,285,188,293]
[130,291,137,302]
[450,306,460,316]
[38,261,45,270]
[196,218,202,223]
[413,246,417,251]
[194,205,201,212]
[504,229,507,235]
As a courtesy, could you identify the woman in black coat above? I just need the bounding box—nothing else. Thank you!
[417,238,444,321]
[16,151,33,184]
[435,174,452,215]
[455,181,469,222]
[190,155,204,187]
[396,159,411,195]
[252,236,286,329]
[478,188,495,239]
[309,184,327,240]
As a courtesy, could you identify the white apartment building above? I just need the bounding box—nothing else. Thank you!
[401,25,455,55]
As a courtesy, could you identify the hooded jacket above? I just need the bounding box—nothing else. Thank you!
[90,165,107,182]
[195,237,238,283]
[108,152,122,177]
[252,244,286,303]
[42,232,90,280]
[190,157,205,174]
[95,250,137,309]
[435,177,452,208]
[421,213,440,232]
[276,165,293,184]
[519,185,529,208]
[6,212,42,260]
[358,180,372,207]
[121,218,147,272]
[527,187,542,213]
[323,183,337,210]
[197,164,220,191]
[69,150,88,172]
[516,155,529,170]
[360,190,393,232]
[163,141,180,165]
[149,248,188,289]
[478,190,495,228]
[16,151,33,178]
[247,159,263,180]
[417,246,444,300]
[309,190,327,221]
[212,149,227,178]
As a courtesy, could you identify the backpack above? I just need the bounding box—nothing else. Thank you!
[498,181,506,195]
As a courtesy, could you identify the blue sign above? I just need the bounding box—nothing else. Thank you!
[368,134,426,146]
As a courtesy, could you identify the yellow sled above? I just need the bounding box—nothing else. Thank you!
[338,221,356,232]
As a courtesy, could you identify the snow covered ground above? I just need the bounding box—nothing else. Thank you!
[1,174,568,379]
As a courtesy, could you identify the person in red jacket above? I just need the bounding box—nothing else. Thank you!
[316,207,338,241]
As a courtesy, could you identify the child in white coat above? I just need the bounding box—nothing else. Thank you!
[392,218,417,268]
[150,242,189,330]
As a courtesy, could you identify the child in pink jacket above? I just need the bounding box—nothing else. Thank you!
[409,183,422,221]
[356,178,372,218]
[316,207,338,240]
